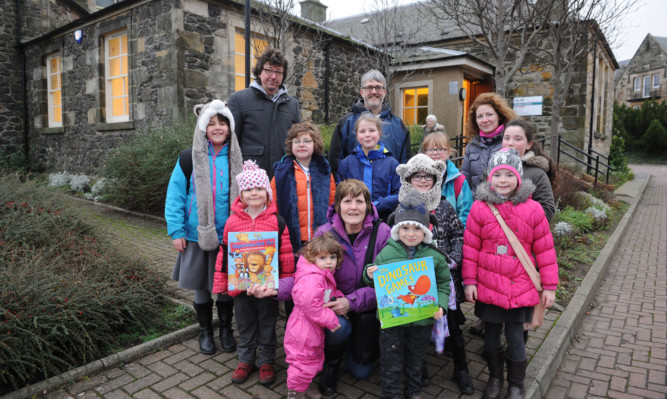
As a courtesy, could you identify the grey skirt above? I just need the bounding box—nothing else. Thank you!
[171,240,219,292]
[474,301,533,324]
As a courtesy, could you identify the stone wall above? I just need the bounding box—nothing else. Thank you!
[0,0,25,151]
[18,0,375,173]
[20,0,85,42]
[24,0,178,172]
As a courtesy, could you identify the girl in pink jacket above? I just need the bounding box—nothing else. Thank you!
[462,148,558,399]
[285,234,344,399]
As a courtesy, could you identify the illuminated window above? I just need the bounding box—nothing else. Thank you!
[234,30,268,91]
[402,87,429,126]
[105,30,129,122]
[47,54,62,127]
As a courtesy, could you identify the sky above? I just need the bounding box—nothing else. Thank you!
[314,0,667,63]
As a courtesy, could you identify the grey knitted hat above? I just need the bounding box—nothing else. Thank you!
[487,148,523,186]
[390,188,433,244]
[396,153,446,211]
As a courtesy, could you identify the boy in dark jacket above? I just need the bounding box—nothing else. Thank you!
[364,189,451,399]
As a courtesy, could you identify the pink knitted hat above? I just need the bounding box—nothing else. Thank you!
[235,160,273,201]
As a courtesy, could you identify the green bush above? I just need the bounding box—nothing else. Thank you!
[641,119,667,155]
[0,174,168,393]
[553,206,594,234]
[318,123,335,154]
[0,144,29,173]
[102,119,194,215]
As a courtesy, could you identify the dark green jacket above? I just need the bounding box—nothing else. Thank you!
[364,239,452,327]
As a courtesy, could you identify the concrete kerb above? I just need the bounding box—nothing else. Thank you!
[524,174,651,399]
[2,317,200,399]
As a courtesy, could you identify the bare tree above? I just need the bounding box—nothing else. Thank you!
[532,0,638,158]
[428,0,556,97]
[355,0,428,94]
[251,0,327,87]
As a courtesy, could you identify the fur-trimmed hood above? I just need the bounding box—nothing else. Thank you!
[522,151,549,173]
[396,153,446,211]
[474,179,536,206]
[192,99,243,250]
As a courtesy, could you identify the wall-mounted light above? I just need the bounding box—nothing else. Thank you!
[74,30,83,43]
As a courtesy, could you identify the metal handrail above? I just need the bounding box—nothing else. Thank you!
[556,135,614,187]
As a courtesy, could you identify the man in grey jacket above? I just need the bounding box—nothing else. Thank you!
[228,48,301,178]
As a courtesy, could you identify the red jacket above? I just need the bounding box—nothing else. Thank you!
[462,181,558,310]
[212,196,295,296]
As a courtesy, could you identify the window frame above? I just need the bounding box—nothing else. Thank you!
[46,53,62,128]
[633,77,641,92]
[652,73,660,89]
[104,29,129,123]
[234,29,269,91]
[400,86,430,126]
[643,75,651,98]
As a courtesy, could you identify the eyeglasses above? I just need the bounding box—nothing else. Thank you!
[262,68,284,77]
[362,85,385,92]
[424,148,448,154]
[292,139,314,145]
[410,174,435,182]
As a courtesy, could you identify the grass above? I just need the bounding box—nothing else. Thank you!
[102,303,193,354]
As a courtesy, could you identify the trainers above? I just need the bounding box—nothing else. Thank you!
[259,363,275,385]
[231,362,255,384]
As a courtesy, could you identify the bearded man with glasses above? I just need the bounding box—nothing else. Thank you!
[229,47,301,178]
[328,69,410,178]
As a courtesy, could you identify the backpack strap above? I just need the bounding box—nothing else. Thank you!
[275,213,287,239]
[453,174,465,199]
[363,219,382,266]
[179,148,193,194]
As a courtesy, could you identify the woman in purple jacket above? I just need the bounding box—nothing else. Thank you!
[249,179,390,396]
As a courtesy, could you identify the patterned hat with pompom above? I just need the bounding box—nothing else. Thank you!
[236,160,273,201]
[487,148,523,187]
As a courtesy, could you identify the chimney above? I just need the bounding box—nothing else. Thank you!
[300,0,327,23]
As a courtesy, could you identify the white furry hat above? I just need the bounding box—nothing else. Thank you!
[192,99,243,251]
[396,153,446,211]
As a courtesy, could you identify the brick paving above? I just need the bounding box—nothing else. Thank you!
[27,165,660,399]
[545,164,667,399]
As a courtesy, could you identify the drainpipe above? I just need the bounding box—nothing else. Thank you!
[17,0,30,164]
[587,41,597,173]
[324,39,331,124]
[244,0,250,88]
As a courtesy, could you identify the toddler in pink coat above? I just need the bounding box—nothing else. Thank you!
[285,234,343,399]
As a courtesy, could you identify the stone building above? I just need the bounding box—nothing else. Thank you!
[1,0,376,173]
[615,34,667,108]
[325,2,618,160]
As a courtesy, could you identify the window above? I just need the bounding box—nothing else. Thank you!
[402,87,429,125]
[234,30,268,91]
[633,77,641,92]
[47,54,62,127]
[105,30,129,122]
[653,73,660,88]
[643,75,651,98]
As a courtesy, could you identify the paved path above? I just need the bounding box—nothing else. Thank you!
[11,166,657,399]
[545,164,667,399]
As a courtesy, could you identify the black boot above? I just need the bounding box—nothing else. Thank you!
[483,350,505,399]
[421,362,430,387]
[193,301,215,355]
[318,342,347,396]
[216,300,237,352]
[505,357,527,399]
[451,335,474,395]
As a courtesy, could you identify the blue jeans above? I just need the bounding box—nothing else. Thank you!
[324,315,375,380]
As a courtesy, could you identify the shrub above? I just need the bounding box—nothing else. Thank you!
[0,173,168,393]
[641,119,667,155]
[48,171,71,187]
[318,124,335,154]
[553,206,594,234]
[0,145,29,173]
[102,118,194,215]
[69,174,91,192]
